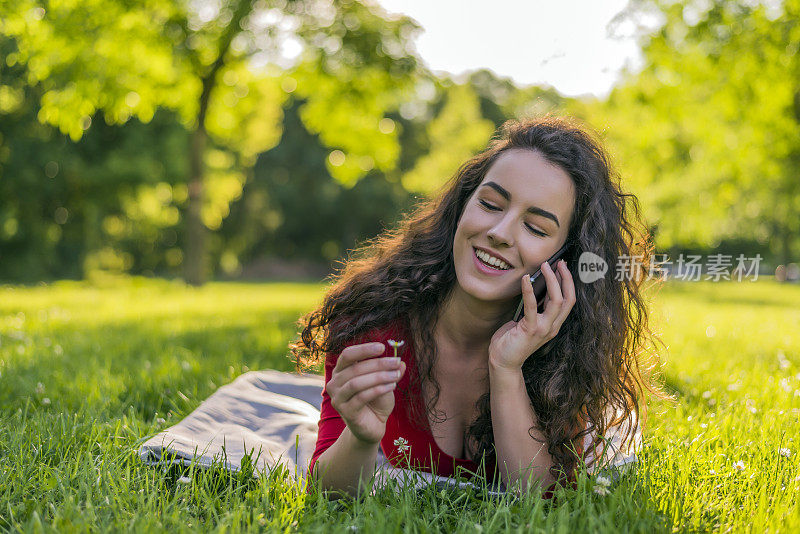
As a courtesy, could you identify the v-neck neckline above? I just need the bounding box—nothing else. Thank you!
[393,314,488,466]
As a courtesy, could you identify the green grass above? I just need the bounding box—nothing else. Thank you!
[1,276,798,532]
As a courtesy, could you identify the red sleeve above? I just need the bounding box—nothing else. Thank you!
[306,347,347,481]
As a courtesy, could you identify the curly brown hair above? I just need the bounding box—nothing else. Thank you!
[289,115,669,481]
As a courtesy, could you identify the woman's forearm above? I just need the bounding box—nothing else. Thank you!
[311,426,380,498]
[489,363,556,493]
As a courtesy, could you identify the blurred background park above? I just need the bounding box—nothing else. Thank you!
[3,1,800,530]
[0,0,797,286]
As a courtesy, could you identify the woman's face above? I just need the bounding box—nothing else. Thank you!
[453,148,576,304]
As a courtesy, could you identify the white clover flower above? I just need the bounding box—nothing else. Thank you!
[41,397,51,405]
[780,448,792,458]
[35,382,45,395]
[709,469,716,475]
[733,460,746,471]
[593,485,610,496]
[177,476,191,484]
[595,475,612,488]
[393,436,410,454]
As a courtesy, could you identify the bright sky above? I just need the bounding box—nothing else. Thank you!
[375,0,645,98]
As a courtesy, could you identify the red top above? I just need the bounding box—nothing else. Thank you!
[307,315,584,496]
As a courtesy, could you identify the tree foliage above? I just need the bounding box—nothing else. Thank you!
[581,0,799,261]
[1,0,797,282]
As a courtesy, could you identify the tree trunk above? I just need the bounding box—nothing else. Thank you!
[181,0,255,286]
[184,125,207,286]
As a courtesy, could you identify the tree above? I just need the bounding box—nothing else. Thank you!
[400,81,494,196]
[0,34,192,281]
[586,0,800,262]
[0,0,422,284]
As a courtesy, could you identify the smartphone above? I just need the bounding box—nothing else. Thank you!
[512,241,572,322]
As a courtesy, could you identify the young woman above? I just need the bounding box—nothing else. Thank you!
[290,116,667,498]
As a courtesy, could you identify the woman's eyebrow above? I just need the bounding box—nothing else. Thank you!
[479,181,560,228]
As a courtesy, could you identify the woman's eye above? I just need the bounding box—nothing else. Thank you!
[478,200,500,211]
[479,200,547,237]
[525,224,547,237]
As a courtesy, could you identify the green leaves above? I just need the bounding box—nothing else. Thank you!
[2,0,190,140]
[581,0,800,257]
[401,83,494,195]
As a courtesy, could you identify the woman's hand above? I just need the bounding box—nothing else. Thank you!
[327,342,406,445]
[488,259,576,372]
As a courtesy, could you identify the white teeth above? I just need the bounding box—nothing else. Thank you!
[475,249,510,270]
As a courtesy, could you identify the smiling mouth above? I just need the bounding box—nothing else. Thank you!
[473,247,512,271]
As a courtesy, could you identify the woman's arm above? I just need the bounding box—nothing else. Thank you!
[311,427,381,498]
[487,261,577,493]
[489,363,557,493]
[307,338,404,498]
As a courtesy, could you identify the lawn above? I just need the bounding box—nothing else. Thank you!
[1,276,798,532]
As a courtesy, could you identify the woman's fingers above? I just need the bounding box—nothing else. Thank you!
[554,260,577,324]
[541,264,563,308]
[333,342,386,374]
[539,261,565,324]
[345,381,397,408]
[336,365,405,405]
[520,272,539,328]
[334,356,401,387]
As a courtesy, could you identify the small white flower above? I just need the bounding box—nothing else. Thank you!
[733,460,746,471]
[593,485,610,496]
[709,469,716,475]
[156,417,166,424]
[387,339,405,358]
[41,397,51,405]
[35,382,45,395]
[595,475,612,488]
[177,476,191,484]
[393,436,410,454]
[780,448,792,458]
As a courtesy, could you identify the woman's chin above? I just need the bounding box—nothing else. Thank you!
[457,279,516,306]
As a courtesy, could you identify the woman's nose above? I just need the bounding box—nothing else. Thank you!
[487,216,514,247]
